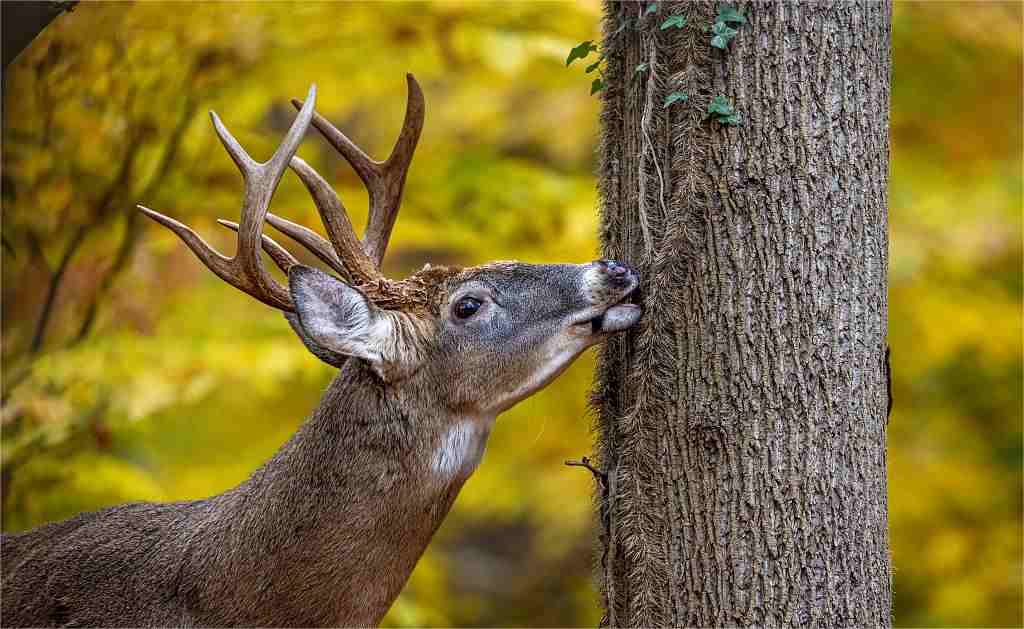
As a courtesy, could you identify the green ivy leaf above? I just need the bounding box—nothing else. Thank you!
[664,91,689,106]
[590,78,605,95]
[707,95,741,126]
[717,6,746,24]
[635,62,649,74]
[708,95,734,116]
[712,21,738,37]
[566,41,597,67]
[710,21,738,48]
[644,3,659,16]
[585,59,602,74]
[660,15,687,30]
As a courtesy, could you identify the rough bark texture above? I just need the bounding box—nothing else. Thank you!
[592,1,892,626]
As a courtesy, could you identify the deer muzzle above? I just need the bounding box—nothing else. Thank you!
[574,260,642,335]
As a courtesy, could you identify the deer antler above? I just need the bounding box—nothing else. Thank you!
[139,76,426,312]
[138,85,318,311]
[289,73,424,268]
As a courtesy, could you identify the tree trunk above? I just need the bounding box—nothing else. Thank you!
[591,1,892,626]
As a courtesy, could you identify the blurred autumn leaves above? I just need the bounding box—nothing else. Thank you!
[1,2,1021,627]
[887,4,1022,625]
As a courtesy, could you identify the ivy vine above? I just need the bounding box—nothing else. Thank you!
[565,3,747,126]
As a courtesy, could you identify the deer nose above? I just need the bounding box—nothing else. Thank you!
[596,259,634,286]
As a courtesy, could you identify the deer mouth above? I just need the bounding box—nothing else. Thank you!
[589,301,642,334]
[573,286,642,337]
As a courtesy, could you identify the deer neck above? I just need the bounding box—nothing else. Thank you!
[195,361,493,626]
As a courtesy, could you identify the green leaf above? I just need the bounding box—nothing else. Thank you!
[566,41,597,67]
[717,6,746,24]
[707,95,741,126]
[710,21,738,48]
[635,63,649,74]
[644,3,659,16]
[664,91,689,106]
[708,95,734,116]
[712,21,738,38]
[660,15,687,30]
[590,78,605,95]
[585,59,602,74]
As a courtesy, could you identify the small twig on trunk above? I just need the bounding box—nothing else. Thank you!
[565,456,607,487]
[567,454,616,625]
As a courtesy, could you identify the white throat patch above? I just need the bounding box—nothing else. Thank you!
[431,419,489,479]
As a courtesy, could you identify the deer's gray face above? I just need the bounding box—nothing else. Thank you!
[429,260,640,415]
[288,260,640,416]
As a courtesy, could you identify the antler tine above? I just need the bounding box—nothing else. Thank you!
[137,204,239,290]
[216,83,317,308]
[222,209,358,287]
[264,213,348,280]
[139,85,318,311]
[291,73,424,268]
[216,219,299,275]
[365,73,425,266]
[288,157,380,286]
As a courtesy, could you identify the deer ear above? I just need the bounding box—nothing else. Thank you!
[283,311,348,369]
[288,265,395,380]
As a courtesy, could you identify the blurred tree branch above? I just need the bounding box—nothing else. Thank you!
[0,390,110,521]
[1,1,77,71]
[71,97,200,347]
[29,128,145,354]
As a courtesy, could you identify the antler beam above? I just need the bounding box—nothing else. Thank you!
[138,85,318,311]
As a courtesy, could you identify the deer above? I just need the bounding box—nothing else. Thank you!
[0,75,641,628]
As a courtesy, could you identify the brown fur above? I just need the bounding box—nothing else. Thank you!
[1,259,640,627]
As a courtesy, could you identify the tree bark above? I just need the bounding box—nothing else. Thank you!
[592,1,892,626]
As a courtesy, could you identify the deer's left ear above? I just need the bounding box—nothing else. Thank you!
[289,265,398,381]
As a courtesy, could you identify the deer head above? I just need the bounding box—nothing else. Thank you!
[139,75,641,422]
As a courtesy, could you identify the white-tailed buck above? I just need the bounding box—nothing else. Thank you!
[1,75,641,627]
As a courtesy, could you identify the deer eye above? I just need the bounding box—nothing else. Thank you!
[453,296,482,319]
